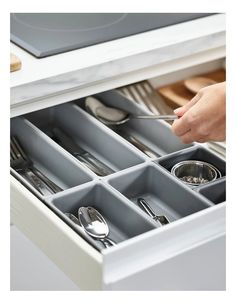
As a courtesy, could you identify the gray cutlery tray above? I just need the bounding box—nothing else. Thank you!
[48,182,158,251]
[75,89,192,158]
[11,117,94,197]
[105,163,213,224]
[10,88,226,252]
[156,146,226,184]
[25,103,146,175]
[196,177,226,204]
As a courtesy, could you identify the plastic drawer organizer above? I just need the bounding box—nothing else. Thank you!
[11,89,226,253]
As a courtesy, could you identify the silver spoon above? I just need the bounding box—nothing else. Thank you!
[85,96,178,126]
[78,206,116,248]
[137,198,170,225]
[85,96,172,158]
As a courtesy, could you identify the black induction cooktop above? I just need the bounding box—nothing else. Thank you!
[10,13,214,58]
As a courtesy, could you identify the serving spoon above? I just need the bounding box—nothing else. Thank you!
[85,96,178,126]
[78,206,116,248]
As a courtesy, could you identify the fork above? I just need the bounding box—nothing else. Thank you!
[119,81,173,115]
[10,136,62,195]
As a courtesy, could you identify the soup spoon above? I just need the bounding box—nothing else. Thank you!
[85,96,178,126]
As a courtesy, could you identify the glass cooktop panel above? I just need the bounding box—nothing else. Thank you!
[10,13,213,58]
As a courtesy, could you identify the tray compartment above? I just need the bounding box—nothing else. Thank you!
[196,178,226,204]
[49,182,158,251]
[157,146,226,185]
[11,117,93,196]
[25,103,145,176]
[106,163,213,223]
[75,90,192,158]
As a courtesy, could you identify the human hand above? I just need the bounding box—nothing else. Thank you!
[171,82,226,144]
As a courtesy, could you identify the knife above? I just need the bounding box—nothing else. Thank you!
[117,130,160,158]
[52,127,114,176]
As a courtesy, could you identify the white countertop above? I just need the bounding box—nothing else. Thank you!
[10,14,225,112]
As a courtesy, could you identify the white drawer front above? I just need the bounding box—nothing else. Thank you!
[10,175,103,290]
[104,233,225,290]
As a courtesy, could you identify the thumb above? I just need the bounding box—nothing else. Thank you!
[174,92,202,116]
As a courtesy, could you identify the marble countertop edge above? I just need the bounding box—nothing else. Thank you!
[10,14,225,89]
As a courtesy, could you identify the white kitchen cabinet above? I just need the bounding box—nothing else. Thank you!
[10,14,226,290]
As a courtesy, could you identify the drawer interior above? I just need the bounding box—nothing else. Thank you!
[106,163,212,224]
[49,182,158,251]
[11,58,226,254]
[76,90,192,158]
[11,117,93,196]
[25,103,145,175]
[157,145,226,179]
[196,177,226,204]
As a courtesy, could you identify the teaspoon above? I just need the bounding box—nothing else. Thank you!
[78,206,116,248]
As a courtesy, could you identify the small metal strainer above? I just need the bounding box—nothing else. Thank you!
[171,160,221,186]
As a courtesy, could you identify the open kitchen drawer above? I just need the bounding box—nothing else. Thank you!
[10,57,226,290]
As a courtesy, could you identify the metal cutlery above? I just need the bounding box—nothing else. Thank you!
[132,115,178,120]
[118,81,173,115]
[117,130,160,158]
[10,136,62,195]
[85,96,177,126]
[50,127,114,176]
[137,198,170,225]
[78,206,116,248]
[85,96,162,158]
